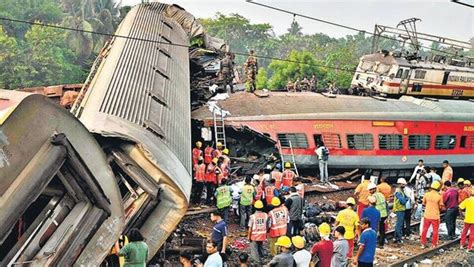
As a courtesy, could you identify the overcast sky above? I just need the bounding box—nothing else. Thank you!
[122,0,473,41]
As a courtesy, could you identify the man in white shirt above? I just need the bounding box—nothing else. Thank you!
[199,240,222,267]
[403,185,416,237]
[409,159,425,183]
[315,141,330,184]
[292,235,311,267]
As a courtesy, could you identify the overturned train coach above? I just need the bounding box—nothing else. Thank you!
[193,92,474,171]
[0,2,198,265]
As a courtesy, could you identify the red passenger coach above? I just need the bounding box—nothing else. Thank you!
[192,92,474,170]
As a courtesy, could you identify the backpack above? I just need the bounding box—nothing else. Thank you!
[321,147,329,161]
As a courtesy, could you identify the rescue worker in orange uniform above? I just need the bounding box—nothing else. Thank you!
[354,176,371,219]
[205,158,219,205]
[247,200,268,265]
[441,160,453,184]
[192,141,203,166]
[458,178,470,203]
[421,181,445,249]
[271,164,283,190]
[264,179,280,209]
[204,143,214,165]
[222,148,231,167]
[282,162,296,188]
[377,176,392,201]
[267,197,289,256]
[254,178,264,202]
[213,142,224,159]
[193,158,206,204]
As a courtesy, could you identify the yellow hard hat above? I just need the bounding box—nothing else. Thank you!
[464,180,471,186]
[318,223,331,236]
[431,181,441,190]
[223,148,229,155]
[291,235,305,249]
[254,200,264,209]
[196,141,202,148]
[217,142,223,147]
[212,157,218,164]
[346,197,356,205]
[275,236,292,248]
[457,178,465,184]
[284,162,291,168]
[271,197,281,207]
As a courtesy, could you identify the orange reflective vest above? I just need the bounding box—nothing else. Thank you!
[204,147,214,164]
[222,155,230,166]
[192,148,202,166]
[194,163,206,182]
[265,185,276,205]
[255,183,264,201]
[213,149,222,159]
[268,206,289,238]
[282,170,295,187]
[249,212,268,241]
[205,164,217,184]
[272,171,283,189]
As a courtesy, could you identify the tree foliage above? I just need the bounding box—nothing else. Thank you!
[255,67,268,89]
[268,50,320,89]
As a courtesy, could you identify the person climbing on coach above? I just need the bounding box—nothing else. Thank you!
[282,162,296,188]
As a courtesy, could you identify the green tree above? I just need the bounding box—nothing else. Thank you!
[287,20,302,36]
[268,50,320,89]
[255,67,268,89]
[0,26,21,89]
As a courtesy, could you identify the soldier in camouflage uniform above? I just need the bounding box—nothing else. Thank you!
[244,50,258,92]
[220,52,234,93]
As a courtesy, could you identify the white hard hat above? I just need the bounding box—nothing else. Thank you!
[397,178,407,185]
[367,182,377,190]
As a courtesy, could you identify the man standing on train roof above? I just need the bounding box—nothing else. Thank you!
[192,141,203,166]
[354,175,370,219]
[282,162,296,188]
[442,160,453,184]
[409,159,425,183]
[244,50,258,93]
[220,52,234,93]
[315,140,330,185]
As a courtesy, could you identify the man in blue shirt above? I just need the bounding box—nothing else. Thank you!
[361,196,381,232]
[355,218,377,267]
[210,211,229,261]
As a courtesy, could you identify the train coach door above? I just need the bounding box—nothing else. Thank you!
[442,71,450,85]
[399,68,411,94]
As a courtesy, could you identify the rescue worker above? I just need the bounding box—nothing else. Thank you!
[267,236,294,267]
[292,235,311,267]
[193,158,206,204]
[310,223,334,267]
[217,156,227,185]
[248,200,268,265]
[192,141,203,166]
[421,181,444,249]
[458,178,470,203]
[271,164,283,190]
[215,179,232,223]
[443,180,459,240]
[393,178,408,244]
[265,179,279,208]
[335,197,359,259]
[220,52,234,93]
[354,176,370,219]
[244,50,258,92]
[361,196,381,233]
[403,182,415,237]
[285,186,304,237]
[441,160,453,183]
[213,142,224,159]
[282,162,296,188]
[204,143,214,166]
[368,182,388,248]
[254,178,264,202]
[222,148,231,168]
[268,197,289,256]
[377,176,392,200]
[205,158,219,205]
[459,187,474,251]
[240,176,256,230]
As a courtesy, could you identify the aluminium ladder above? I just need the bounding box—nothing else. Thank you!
[212,105,227,149]
[277,139,299,177]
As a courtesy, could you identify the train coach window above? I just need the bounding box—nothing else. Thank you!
[321,133,342,149]
[414,70,427,79]
[408,135,431,150]
[435,135,456,149]
[412,83,423,92]
[277,133,308,148]
[395,69,403,79]
[402,69,410,79]
[379,134,403,150]
[347,134,373,150]
[460,136,474,149]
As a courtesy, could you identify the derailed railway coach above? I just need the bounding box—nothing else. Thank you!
[351,52,474,98]
[192,92,474,171]
[0,90,124,266]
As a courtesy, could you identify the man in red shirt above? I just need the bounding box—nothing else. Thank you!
[271,164,283,190]
[442,181,459,240]
[193,158,206,204]
[204,143,214,165]
[192,141,203,166]
[282,162,296,188]
[310,223,333,267]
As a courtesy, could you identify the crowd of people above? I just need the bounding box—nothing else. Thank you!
[190,141,474,267]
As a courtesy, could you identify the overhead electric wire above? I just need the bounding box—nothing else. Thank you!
[451,0,474,8]
[246,0,467,58]
[0,16,356,73]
